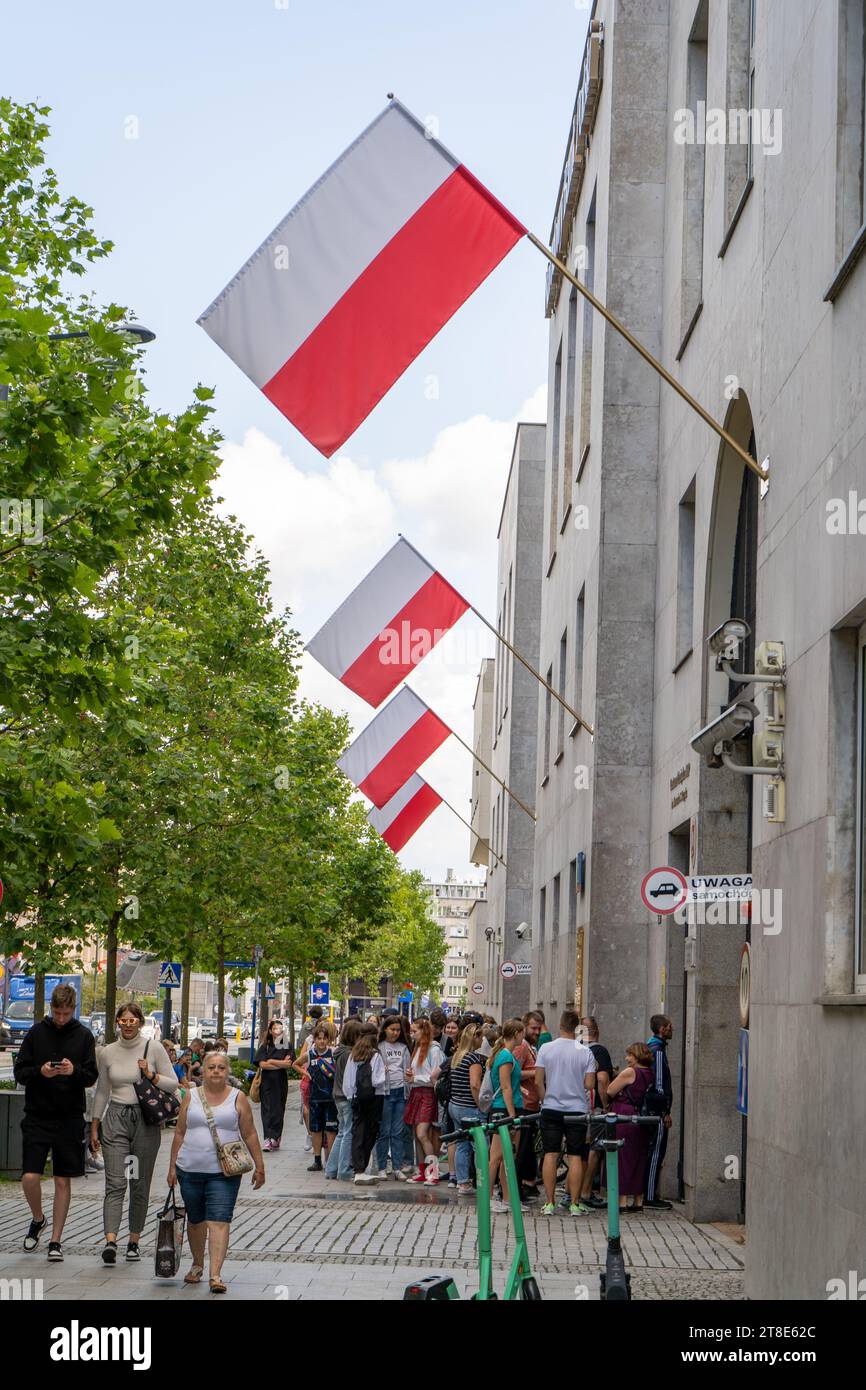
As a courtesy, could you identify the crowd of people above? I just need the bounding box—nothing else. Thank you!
[274,1003,674,1216]
[11,984,675,1293]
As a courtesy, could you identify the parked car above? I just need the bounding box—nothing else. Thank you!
[0,1000,35,1048]
[0,1015,13,1049]
[199,1017,217,1038]
[141,1013,162,1042]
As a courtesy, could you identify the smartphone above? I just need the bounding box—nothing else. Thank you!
[48,1061,62,1069]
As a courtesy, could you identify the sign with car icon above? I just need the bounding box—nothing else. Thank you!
[640,866,689,914]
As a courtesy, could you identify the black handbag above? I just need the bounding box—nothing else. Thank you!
[154,1186,186,1278]
[134,1040,181,1126]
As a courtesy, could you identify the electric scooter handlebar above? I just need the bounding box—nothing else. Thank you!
[439,1112,541,1143]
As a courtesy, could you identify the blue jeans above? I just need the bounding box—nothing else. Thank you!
[375,1091,407,1172]
[325,1098,354,1180]
[448,1102,482,1184]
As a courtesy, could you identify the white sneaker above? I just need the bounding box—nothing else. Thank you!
[353,1173,376,1185]
[492,1199,510,1214]
[378,1170,389,1181]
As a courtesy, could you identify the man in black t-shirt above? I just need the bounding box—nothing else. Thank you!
[579,1016,612,1209]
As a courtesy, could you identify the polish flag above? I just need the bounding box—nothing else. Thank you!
[306,538,469,707]
[367,774,442,854]
[338,687,450,808]
[197,99,526,457]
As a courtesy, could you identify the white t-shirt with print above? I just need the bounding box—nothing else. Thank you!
[535,1037,596,1113]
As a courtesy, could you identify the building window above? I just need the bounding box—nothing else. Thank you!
[549,342,563,563]
[834,0,866,269]
[679,0,709,354]
[539,884,547,952]
[543,665,553,783]
[577,193,596,474]
[856,623,866,983]
[557,629,568,760]
[675,478,696,668]
[572,587,585,734]
[722,0,755,240]
[562,287,578,522]
[552,873,561,944]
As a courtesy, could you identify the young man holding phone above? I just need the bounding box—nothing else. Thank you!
[13,982,98,1260]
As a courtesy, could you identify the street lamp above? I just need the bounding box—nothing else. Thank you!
[47,322,157,344]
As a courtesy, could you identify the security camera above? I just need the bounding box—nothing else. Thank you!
[708,618,751,665]
[515,921,530,940]
[690,701,759,764]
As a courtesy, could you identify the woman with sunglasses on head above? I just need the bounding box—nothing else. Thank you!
[255,1018,295,1151]
[89,1003,178,1265]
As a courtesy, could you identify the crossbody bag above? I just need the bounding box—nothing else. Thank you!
[198,1089,254,1177]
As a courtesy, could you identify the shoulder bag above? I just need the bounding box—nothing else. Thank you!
[199,1088,254,1176]
[134,1040,181,1126]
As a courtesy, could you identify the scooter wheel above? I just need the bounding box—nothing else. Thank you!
[520,1277,542,1301]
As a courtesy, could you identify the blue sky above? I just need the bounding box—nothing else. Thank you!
[6,0,591,878]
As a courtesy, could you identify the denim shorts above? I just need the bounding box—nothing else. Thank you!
[175,1166,242,1224]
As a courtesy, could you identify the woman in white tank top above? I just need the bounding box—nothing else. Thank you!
[168,1051,265,1292]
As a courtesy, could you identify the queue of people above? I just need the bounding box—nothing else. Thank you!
[286,1004,675,1213]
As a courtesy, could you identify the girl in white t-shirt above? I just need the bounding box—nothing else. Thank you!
[404,1019,444,1184]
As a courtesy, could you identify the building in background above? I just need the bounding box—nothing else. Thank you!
[424,870,486,1013]
[481,422,546,1017]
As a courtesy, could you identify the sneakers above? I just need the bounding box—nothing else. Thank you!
[457,1183,475,1196]
[582,1194,607,1210]
[23,1216,46,1252]
[353,1173,377,1185]
[307,1157,323,1172]
[263,1139,273,1152]
[569,1202,590,1216]
[102,1241,118,1265]
[394,1168,408,1181]
[541,1202,557,1216]
[125,1242,141,1262]
[644,1198,672,1210]
[491,1198,510,1214]
[47,1242,63,1261]
[409,1170,427,1184]
[378,1170,389,1182]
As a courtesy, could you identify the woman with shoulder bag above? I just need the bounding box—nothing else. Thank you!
[605,1042,656,1214]
[89,1003,179,1266]
[167,1049,265,1293]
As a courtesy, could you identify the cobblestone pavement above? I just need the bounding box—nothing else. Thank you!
[0,1093,745,1300]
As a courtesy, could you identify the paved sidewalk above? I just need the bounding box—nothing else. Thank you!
[0,1086,744,1300]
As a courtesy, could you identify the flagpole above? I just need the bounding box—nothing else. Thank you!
[442,719,536,824]
[525,231,768,484]
[438,793,507,870]
[398,534,595,739]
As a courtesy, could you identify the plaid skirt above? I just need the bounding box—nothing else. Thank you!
[404,1085,438,1127]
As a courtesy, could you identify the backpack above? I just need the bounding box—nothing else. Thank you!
[628,1081,667,1118]
[435,1056,452,1109]
[477,1066,501,1116]
[355,1059,375,1102]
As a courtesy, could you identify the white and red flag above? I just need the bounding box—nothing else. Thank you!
[337,686,450,808]
[367,774,442,854]
[197,99,526,457]
[306,538,469,707]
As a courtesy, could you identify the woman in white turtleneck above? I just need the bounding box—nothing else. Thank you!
[90,1003,178,1264]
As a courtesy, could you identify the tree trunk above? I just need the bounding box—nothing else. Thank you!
[104,911,120,1035]
[217,945,225,1036]
[34,968,45,1022]
[180,958,191,1045]
[258,975,270,1049]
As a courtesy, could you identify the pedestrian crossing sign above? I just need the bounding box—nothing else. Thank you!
[158,961,182,989]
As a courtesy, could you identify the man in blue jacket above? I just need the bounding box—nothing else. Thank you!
[645,1014,674,1210]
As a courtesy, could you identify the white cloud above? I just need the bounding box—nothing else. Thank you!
[215,383,546,880]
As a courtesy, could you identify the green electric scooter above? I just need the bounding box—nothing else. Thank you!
[588,1111,661,1300]
[403,1112,542,1301]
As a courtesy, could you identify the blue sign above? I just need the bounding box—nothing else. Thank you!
[397,990,414,1003]
[158,962,182,989]
[265,983,276,1000]
[225,960,254,969]
[310,981,330,1005]
[737,1028,749,1116]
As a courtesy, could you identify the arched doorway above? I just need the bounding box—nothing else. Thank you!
[683,393,758,1224]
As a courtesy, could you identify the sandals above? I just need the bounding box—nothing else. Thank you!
[183,1264,205,1284]
[209,1276,227,1294]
